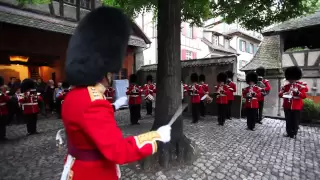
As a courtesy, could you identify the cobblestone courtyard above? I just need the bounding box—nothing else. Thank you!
[1,110,320,180]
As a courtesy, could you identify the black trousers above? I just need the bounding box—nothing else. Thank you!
[0,115,8,139]
[200,101,206,117]
[217,104,227,125]
[129,104,140,124]
[25,114,38,134]
[56,100,62,118]
[247,108,258,130]
[192,103,200,123]
[226,100,233,119]
[285,110,300,137]
[257,100,264,122]
[146,101,153,115]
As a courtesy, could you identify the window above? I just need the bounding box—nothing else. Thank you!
[253,45,258,53]
[186,25,193,38]
[225,39,229,48]
[239,40,246,52]
[219,36,224,46]
[186,50,193,60]
[247,43,253,54]
[212,35,218,45]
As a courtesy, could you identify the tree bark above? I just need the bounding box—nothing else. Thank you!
[141,0,197,169]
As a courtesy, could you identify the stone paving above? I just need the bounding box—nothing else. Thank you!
[0,110,320,180]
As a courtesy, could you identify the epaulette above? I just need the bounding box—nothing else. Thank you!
[87,86,104,101]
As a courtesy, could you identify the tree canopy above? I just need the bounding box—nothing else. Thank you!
[104,0,320,31]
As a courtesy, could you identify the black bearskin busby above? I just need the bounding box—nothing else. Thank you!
[199,74,205,82]
[190,73,198,83]
[285,66,302,80]
[65,6,131,86]
[256,67,266,77]
[62,82,70,89]
[225,70,234,79]
[20,78,35,93]
[246,71,258,84]
[217,72,227,83]
[129,74,137,83]
[146,75,153,82]
[0,76,4,87]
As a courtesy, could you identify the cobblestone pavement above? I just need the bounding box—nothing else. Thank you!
[1,110,320,180]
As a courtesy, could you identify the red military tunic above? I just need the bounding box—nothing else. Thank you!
[258,79,271,101]
[226,81,237,101]
[143,83,156,97]
[0,91,10,116]
[126,84,143,105]
[57,90,69,103]
[61,84,160,180]
[242,86,261,109]
[183,84,188,97]
[188,84,203,103]
[199,83,209,100]
[215,85,230,104]
[296,81,309,92]
[279,83,306,110]
[104,87,115,103]
[19,91,42,114]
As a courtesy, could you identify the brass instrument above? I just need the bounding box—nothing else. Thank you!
[215,84,226,96]
[256,77,268,96]
[283,83,297,103]
[188,84,198,96]
[246,85,255,103]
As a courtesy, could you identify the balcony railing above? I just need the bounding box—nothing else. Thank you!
[53,0,93,10]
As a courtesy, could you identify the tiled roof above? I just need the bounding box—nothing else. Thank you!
[201,38,237,54]
[263,11,320,35]
[140,55,237,71]
[241,35,281,71]
[225,29,262,43]
[0,4,148,48]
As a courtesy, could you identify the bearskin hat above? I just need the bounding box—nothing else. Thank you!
[199,74,205,82]
[129,74,137,83]
[0,76,4,87]
[65,6,131,86]
[62,82,70,89]
[225,70,234,79]
[256,67,266,77]
[217,72,227,83]
[146,75,153,82]
[20,78,35,93]
[246,71,258,84]
[285,66,302,80]
[190,73,198,83]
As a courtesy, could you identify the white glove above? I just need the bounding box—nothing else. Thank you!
[55,129,64,147]
[113,96,127,110]
[156,125,171,143]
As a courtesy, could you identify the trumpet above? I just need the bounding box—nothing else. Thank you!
[246,85,256,103]
[283,83,298,103]
[188,85,198,95]
[216,85,226,96]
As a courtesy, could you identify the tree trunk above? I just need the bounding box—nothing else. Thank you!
[141,0,197,169]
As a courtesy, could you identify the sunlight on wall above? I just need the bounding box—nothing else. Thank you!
[39,66,55,82]
[0,64,29,82]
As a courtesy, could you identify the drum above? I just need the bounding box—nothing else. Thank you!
[145,94,154,102]
[201,94,208,101]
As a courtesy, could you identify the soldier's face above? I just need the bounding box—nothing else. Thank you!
[289,80,297,83]
[100,77,109,87]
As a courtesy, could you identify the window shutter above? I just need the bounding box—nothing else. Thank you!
[239,40,242,51]
[192,27,197,39]
[246,42,249,53]
[192,52,197,59]
[181,49,186,60]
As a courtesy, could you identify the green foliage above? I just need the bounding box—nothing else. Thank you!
[105,0,320,31]
[302,98,320,122]
[16,0,51,6]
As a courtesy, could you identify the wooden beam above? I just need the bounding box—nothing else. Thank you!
[288,53,298,66]
[76,0,80,21]
[91,0,95,9]
[59,0,64,17]
[304,51,308,67]
[313,53,320,67]
[48,2,55,15]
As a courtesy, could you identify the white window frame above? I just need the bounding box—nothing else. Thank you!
[186,50,193,60]
[213,35,218,45]
[240,40,246,52]
[186,25,193,38]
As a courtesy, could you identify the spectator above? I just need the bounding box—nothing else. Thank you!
[36,78,46,116]
[7,77,16,89]
[45,80,55,114]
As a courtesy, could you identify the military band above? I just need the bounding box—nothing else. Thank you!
[215,72,230,126]
[188,73,203,123]
[143,75,156,115]
[225,70,236,120]
[255,67,271,124]
[279,66,306,139]
[242,72,262,131]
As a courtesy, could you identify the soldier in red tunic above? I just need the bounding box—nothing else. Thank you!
[225,70,236,120]
[199,74,209,117]
[188,73,203,123]
[126,74,143,125]
[255,67,271,124]
[0,76,10,141]
[60,7,172,180]
[19,79,43,135]
[143,75,156,115]
[215,72,230,126]
[279,66,306,139]
[242,72,262,131]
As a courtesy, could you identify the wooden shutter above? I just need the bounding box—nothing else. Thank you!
[182,23,186,36]
[192,52,197,59]
[181,49,186,60]
[239,39,242,51]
